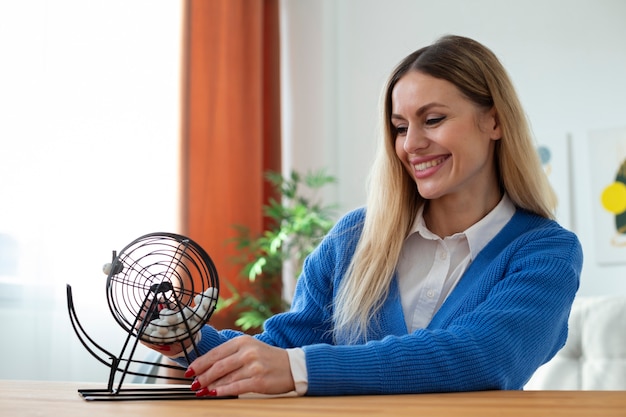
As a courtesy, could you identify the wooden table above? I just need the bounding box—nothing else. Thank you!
[1,380,625,417]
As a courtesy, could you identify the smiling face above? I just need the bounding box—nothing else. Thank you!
[391,71,502,207]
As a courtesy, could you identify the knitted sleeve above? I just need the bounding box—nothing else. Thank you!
[255,207,366,347]
[167,208,366,367]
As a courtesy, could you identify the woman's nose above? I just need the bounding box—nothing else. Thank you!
[403,127,427,154]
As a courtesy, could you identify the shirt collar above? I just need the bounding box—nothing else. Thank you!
[408,193,516,258]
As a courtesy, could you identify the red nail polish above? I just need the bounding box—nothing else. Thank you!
[190,380,201,391]
[184,367,195,378]
[195,387,210,397]
[208,389,217,397]
[156,344,171,352]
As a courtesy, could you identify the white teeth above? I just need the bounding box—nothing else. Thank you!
[414,157,446,171]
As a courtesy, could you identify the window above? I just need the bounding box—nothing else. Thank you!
[0,0,182,381]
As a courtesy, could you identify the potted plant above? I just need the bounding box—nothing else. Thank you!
[217,169,337,332]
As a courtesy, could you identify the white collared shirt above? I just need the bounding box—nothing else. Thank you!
[397,194,515,331]
[287,194,516,393]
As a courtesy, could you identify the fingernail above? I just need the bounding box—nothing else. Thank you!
[156,344,171,352]
[190,379,201,391]
[184,367,196,378]
[195,387,210,397]
[208,389,217,397]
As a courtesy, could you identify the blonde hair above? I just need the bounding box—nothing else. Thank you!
[333,35,557,344]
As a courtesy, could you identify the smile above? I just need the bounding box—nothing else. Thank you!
[413,156,448,172]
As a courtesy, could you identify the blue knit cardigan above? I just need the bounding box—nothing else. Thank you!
[184,207,583,396]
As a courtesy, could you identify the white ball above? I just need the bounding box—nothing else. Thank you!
[193,293,203,307]
[182,306,194,319]
[194,306,207,320]
[160,309,181,325]
[186,318,199,331]
[187,322,201,336]
[172,311,184,326]
[199,297,211,310]
[162,330,177,344]
[159,308,174,316]
[102,263,112,275]
[149,332,161,343]
[204,287,218,299]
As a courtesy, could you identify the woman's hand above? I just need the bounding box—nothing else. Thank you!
[186,335,295,397]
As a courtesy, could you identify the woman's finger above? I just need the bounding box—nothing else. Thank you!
[190,336,295,396]
[187,335,245,377]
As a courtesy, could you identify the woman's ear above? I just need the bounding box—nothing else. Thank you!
[486,107,502,140]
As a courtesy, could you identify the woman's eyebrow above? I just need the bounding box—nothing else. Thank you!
[392,102,449,120]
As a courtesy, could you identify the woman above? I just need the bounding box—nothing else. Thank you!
[150,35,582,397]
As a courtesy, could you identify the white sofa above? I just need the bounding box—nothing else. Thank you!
[525,296,626,390]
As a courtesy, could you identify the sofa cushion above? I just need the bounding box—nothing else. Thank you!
[525,296,626,390]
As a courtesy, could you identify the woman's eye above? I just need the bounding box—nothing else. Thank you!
[395,126,408,136]
[425,116,445,126]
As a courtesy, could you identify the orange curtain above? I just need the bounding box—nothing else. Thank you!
[180,0,281,329]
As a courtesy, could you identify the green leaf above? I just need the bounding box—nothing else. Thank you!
[225,168,338,330]
[248,257,267,281]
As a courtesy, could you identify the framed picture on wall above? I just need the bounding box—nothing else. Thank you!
[536,133,573,231]
[588,126,626,265]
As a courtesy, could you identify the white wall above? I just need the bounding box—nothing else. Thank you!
[281,0,626,296]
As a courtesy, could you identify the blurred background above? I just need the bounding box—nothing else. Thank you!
[1,0,625,383]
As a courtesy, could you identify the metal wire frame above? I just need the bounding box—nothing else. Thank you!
[65,232,229,401]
